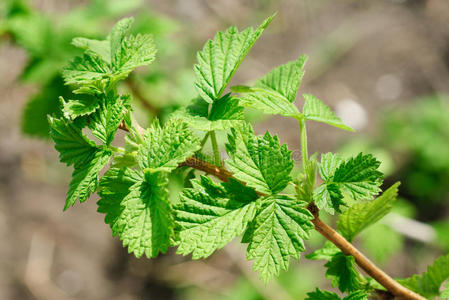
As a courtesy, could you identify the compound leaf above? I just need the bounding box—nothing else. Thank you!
[314,153,383,214]
[305,289,340,300]
[195,15,274,103]
[137,119,201,172]
[173,95,244,131]
[87,94,130,145]
[48,116,98,167]
[338,182,400,241]
[174,176,258,259]
[226,124,294,195]
[62,96,100,120]
[65,149,112,210]
[325,252,362,293]
[98,169,173,258]
[232,55,306,117]
[242,195,314,282]
[303,94,353,131]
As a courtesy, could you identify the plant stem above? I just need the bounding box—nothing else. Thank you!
[209,130,221,166]
[200,132,210,148]
[177,154,425,300]
[298,117,308,171]
[117,120,424,299]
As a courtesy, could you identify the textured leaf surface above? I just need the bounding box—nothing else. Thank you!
[87,94,130,145]
[242,195,314,282]
[65,149,112,209]
[325,252,361,293]
[173,95,244,131]
[398,254,449,298]
[303,94,353,131]
[338,183,400,241]
[137,119,201,172]
[112,33,156,74]
[48,116,98,167]
[314,153,383,214]
[98,169,173,258]
[62,97,100,120]
[305,289,340,300]
[174,177,258,259]
[305,289,368,300]
[226,124,294,194]
[232,55,307,117]
[194,15,273,103]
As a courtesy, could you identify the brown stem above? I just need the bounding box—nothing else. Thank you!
[117,125,424,299]
[308,203,425,300]
[125,77,160,115]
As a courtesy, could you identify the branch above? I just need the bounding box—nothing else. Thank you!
[116,125,424,299]
[178,157,425,300]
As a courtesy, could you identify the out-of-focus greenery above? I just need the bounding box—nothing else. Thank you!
[0,0,195,138]
[339,95,449,257]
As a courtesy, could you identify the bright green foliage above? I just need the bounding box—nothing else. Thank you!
[173,95,244,131]
[62,97,100,120]
[137,119,201,172]
[338,182,400,241]
[442,282,449,299]
[398,254,449,298]
[226,124,294,195]
[313,153,383,214]
[98,169,172,258]
[306,241,340,261]
[232,55,306,117]
[48,116,98,167]
[325,252,362,293]
[242,195,314,282]
[63,17,156,94]
[303,94,354,131]
[87,94,131,145]
[174,176,258,259]
[305,288,368,300]
[194,15,274,103]
[66,149,112,210]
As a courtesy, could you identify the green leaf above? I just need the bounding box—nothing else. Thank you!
[173,95,244,131]
[234,86,300,117]
[314,153,383,214]
[194,15,274,103]
[325,252,362,293]
[398,254,449,298]
[306,241,339,261]
[242,195,314,282]
[87,94,130,145]
[64,17,156,93]
[112,33,156,74]
[305,288,340,300]
[232,55,307,117]
[72,37,111,64]
[303,94,354,131]
[62,96,100,120]
[226,124,294,194]
[65,149,112,210]
[137,119,201,172]
[98,169,173,258]
[441,282,449,299]
[305,289,368,300]
[338,182,400,241]
[174,176,258,259]
[343,291,369,300]
[62,52,111,94]
[48,116,98,167]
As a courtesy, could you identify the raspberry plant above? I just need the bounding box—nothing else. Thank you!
[48,16,448,300]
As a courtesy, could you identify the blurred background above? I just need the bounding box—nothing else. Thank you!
[1,0,449,299]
